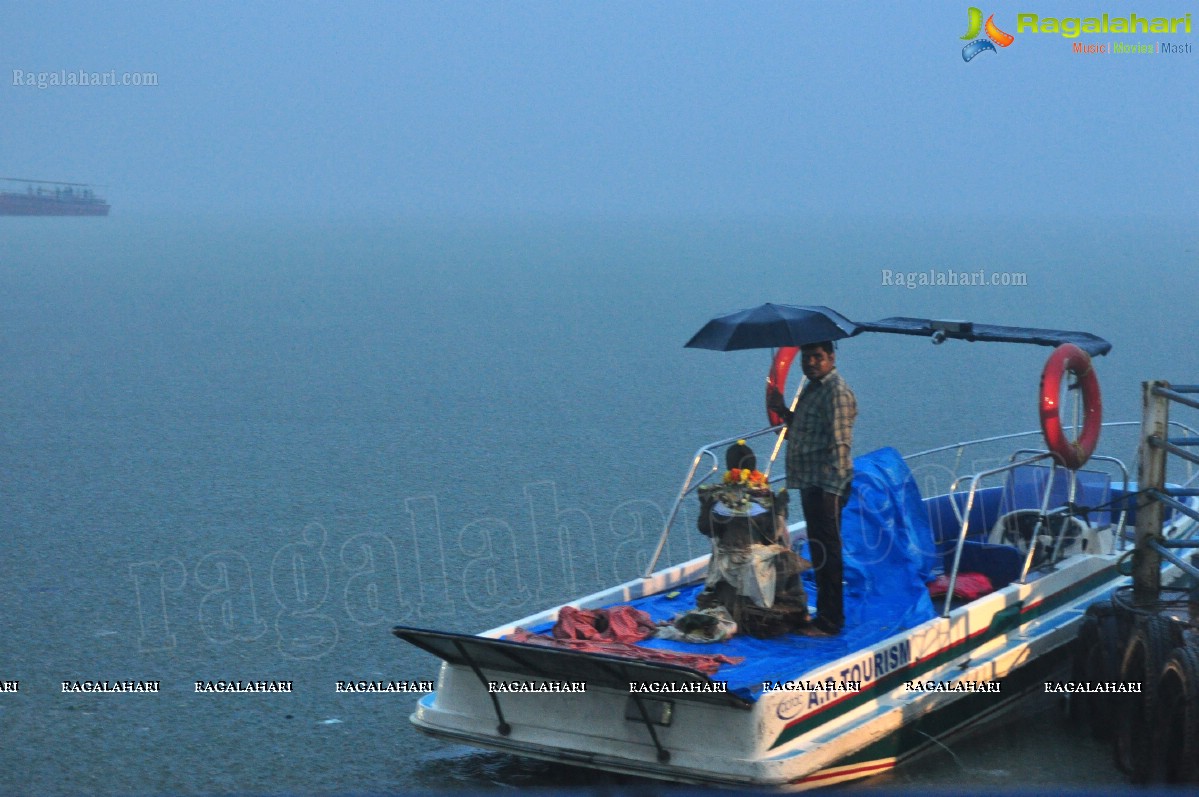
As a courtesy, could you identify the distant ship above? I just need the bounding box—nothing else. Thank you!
[0,177,110,216]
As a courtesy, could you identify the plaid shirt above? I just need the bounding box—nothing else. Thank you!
[784,368,857,496]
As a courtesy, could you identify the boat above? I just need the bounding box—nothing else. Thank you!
[393,311,1199,789]
[0,177,110,216]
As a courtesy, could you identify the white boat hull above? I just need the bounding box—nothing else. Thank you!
[403,538,1189,787]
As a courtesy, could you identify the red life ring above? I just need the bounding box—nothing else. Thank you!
[767,347,799,426]
[1039,343,1102,469]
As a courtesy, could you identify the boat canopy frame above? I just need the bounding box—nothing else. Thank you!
[853,317,1111,357]
[647,317,1115,578]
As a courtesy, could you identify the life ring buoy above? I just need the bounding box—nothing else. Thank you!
[767,347,799,426]
[1039,343,1102,470]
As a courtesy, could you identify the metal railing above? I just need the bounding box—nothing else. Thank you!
[643,419,1199,580]
[941,453,1056,615]
[642,424,787,578]
[905,421,1197,481]
[1004,448,1132,552]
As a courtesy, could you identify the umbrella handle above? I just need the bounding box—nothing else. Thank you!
[763,377,806,479]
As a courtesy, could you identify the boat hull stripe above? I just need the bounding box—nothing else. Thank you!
[770,563,1115,748]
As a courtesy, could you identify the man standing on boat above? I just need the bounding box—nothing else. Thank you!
[768,341,856,636]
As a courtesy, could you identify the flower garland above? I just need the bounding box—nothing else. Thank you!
[722,468,768,491]
[701,468,774,514]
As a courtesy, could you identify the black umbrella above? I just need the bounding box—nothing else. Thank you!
[684,303,860,351]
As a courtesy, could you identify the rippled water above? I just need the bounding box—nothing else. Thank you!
[1,216,1193,793]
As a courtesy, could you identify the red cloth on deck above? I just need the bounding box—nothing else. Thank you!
[927,572,993,600]
[507,627,743,676]
[551,605,659,643]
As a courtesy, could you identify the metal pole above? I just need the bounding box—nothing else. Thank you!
[1190,552,1199,629]
[1133,380,1170,604]
[644,452,705,578]
[764,376,806,479]
[942,475,980,617]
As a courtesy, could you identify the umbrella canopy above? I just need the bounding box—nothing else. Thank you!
[684,303,860,351]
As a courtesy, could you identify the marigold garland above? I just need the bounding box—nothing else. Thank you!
[722,468,768,490]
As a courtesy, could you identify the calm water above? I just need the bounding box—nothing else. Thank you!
[1,215,1195,794]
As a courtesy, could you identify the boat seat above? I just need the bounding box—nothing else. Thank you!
[944,540,1023,590]
[997,463,1112,528]
[988,509,1090,567]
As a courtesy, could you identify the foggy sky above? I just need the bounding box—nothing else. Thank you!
[4,1,1196,220]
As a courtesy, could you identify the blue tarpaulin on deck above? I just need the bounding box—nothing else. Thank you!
[533,447,938,701]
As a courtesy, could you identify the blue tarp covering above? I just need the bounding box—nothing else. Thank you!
[832,445,940,625]
[531,447,938,702]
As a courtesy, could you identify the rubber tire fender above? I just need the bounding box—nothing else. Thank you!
[1076,602,1121,739]
[1110,590,1137,647]
[1039,343,1102,470]
[1114,616,1182,781]
[1151,644,1199,784]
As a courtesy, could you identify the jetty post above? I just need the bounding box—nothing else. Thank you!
[1133,380,1170,603]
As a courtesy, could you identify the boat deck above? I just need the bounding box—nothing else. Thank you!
[524,579,929,701]
[516,464,1151,702]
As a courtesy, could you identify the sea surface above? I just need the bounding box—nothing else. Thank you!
[1,215,1195,794]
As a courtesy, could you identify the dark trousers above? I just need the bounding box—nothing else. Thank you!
[800,488,845,630]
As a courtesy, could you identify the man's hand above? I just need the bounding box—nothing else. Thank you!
[767,388,788,415]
